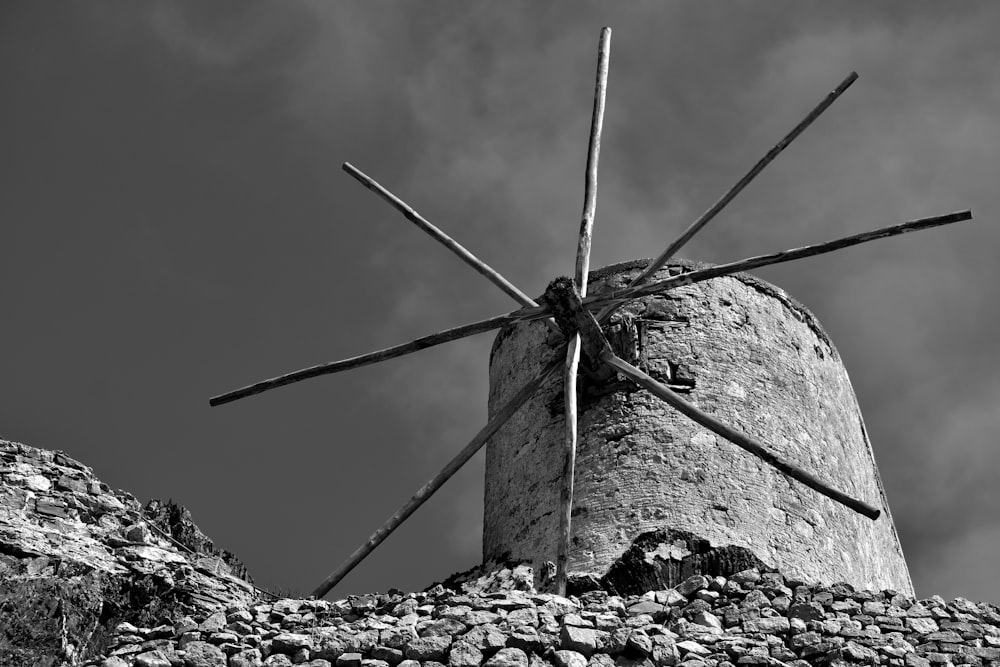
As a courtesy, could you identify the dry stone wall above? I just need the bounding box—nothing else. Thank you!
[485,259,911,594]
[83,563,1000,667]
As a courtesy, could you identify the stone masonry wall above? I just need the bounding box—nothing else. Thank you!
[485,259,911,594]
[85,563,1000,667]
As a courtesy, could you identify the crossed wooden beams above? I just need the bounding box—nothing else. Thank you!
[208,28,974,599]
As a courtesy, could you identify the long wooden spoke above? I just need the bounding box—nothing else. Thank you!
[602,352,881,519]
[593,209,974,307]
[565,287,880,521]
[311,354,564,598]
[208,313,514,406]
[556,26,611,596]
[344,162,540,309]
[210,209,973,408]
[344,162,563,337]
[211,208,974,407]
[574,27,611,294]
[514,209,974,322]
[594,71,858,323]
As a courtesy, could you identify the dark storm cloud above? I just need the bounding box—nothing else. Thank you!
[2,1,999,600]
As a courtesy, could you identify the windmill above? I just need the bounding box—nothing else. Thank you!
[209,28,972,598]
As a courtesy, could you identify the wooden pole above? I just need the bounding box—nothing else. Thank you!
[210,209,973,407]
[556,26,610,596]
[601,352,881,520]
[310,355,563,598]
[512,209,974,323]
[208,312,514,406]
[592,209,974,307]
[594,71,858,323]
[564,291,881,520]
[343,162,562,340]
[343,162,540,310]
[558,337,581,597]
[575,26,611,293]
[344,162,563,337]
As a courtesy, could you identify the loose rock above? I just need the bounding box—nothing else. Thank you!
[404,635,452,661]
[183,640,228,666]
[484,647,529,667]
[553,650,588,667]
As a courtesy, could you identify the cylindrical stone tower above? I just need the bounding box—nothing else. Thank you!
[485,259,912,594]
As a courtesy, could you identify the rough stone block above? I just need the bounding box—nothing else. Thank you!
[403,635,451,661]
[483,647,529,667]
[553,650,589,667]
[562,625,598,657]
[449,641,485,667]
[336,653,363,667]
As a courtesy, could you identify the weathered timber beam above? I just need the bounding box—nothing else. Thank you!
[343,162,540,310]
[310,354,564,598]
[343,162,562,336]
[557,26,611,596]
[594,209,974,307]
[562,283,882,520]
[209,209,972,406]
[515,209,975,322]
[601,352,882,520]
[208,313,512,406]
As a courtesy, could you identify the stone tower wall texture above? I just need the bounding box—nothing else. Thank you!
[485,259,913,595]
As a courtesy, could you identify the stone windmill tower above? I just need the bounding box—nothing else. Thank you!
[485,258,913,594]
[210,28,971,599]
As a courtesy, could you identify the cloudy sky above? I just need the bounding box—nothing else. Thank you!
[2,2,998,602]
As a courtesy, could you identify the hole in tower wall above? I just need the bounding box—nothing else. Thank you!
[546,312,695,417]
[667,360,696,390]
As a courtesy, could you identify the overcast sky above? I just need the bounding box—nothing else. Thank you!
[2,2,999,603]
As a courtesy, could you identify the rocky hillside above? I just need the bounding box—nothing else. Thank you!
[2,438,1000,667]
[0,438,261,664]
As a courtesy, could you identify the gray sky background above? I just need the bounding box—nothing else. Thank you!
[2,2,999,602]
